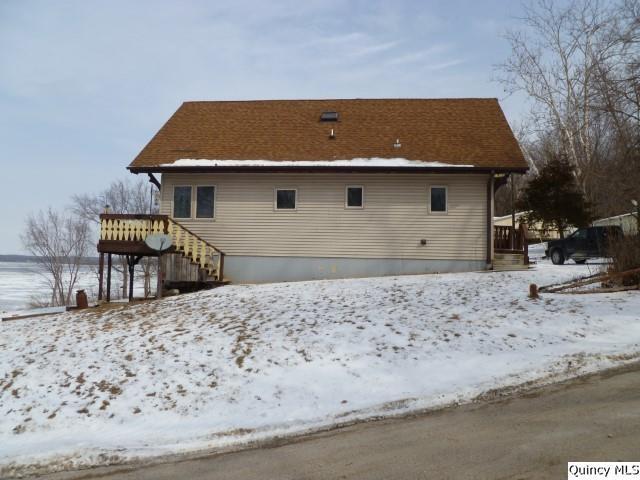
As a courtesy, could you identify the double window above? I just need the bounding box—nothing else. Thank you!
[173,186,216,219]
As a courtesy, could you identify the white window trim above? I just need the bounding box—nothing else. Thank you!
[428,185,448,214]
[173,185,193,219]
[194,185,217,220]
[345,185,365,209]
[274,187,298,211]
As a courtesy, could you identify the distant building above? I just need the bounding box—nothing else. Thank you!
[494,212,565,241]
[592,212,638,236]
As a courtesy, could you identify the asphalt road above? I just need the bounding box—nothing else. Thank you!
[42,365,640,480]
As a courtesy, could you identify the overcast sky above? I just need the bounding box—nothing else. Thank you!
[0,0,529,254]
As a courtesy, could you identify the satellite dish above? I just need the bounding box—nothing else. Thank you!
[145,234,173,252]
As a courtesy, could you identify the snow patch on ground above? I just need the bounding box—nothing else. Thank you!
[1,261,639,476]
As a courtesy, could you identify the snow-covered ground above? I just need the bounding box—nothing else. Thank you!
[0,261,151,315]
[2,260,640,476]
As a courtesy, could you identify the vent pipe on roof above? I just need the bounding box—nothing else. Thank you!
[394,138,401,148]
[329,128,336,139]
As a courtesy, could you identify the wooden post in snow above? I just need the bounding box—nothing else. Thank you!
[106,253,112,302]
[98,253,105,301]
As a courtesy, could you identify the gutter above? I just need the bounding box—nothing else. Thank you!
[128,165,529,175]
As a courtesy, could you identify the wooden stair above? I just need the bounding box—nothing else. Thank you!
[166,219,225,281]
[493,252,529,271]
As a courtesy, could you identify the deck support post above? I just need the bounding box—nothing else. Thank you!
[126,255,143,302]
[218,253,225,282]
[106,253,112,302]
[510,174,516,250]
[98,253,105,301]
[156,253,163,299]
[128,256,134,302]
[486,172,495,266]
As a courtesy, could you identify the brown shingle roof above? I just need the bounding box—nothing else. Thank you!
[129,98,527,172]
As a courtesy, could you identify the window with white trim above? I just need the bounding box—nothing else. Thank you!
[346,186,364,208]
[429,186,447,213]
[275,188,297,210]
[196,186,215,218]
[173,186,192,218]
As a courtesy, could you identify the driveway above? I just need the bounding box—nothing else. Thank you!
[41,363,640,480]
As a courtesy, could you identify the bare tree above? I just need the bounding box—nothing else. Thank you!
[498,0,640,218]
[72,178,158,298]
[21,209,91,306]
[497,0,620,195]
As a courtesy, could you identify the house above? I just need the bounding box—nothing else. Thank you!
[97,98,528,294]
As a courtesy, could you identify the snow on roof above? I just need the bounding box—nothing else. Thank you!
[159,158,475,168]
[493,212,528,222]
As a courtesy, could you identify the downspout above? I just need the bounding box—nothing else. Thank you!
[147,173,161,190]
[486,171,495,268]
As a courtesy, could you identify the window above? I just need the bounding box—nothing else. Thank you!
[173,186,192,218]
[275,189,297,210]
[346,186,364,208]
[196,186,215,218]
[429,186,447,213]
[571,229,587,240]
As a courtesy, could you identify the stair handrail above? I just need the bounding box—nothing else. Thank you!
[167,218,226,256]
[167,217,226,281]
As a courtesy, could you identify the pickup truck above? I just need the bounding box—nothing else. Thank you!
[545,226,623,265]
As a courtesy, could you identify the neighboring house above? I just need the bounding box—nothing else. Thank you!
[593,212,638,236]
[98,98,527,290]
[494,212,564,241]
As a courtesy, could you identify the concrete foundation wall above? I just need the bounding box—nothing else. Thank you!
[223,255,487,283]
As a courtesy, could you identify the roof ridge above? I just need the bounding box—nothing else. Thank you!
[181,98,499,105]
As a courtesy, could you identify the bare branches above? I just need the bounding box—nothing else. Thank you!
[21,209,91,306]
[71,178,157,224]
[497,0,640,216]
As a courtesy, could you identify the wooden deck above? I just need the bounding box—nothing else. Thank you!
[96,214,225,301]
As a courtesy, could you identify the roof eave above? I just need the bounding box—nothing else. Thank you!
[128,165,529,175]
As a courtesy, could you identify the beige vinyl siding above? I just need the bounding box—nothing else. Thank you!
[160,173,488,260]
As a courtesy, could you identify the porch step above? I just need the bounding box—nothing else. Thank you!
[493,252,528,271]
[493,264,531,271]
[164,280,230,294]
[494,253,525,261]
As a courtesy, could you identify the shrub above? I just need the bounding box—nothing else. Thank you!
[606,235,640,286]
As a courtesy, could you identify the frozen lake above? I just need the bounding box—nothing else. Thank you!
[0,261,150,314]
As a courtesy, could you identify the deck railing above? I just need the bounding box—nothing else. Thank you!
[494,223,529,263]
[99,214,169,242]
[98,214,225,280]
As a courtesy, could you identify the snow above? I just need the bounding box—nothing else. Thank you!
[2,306,66,321]
[0,261,152,314]
[2,260,640,476]
[160,158,475,168]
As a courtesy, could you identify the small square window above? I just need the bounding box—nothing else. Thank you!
[173,186,192,218]
[276,189,296,210]
[346,186,364,208]
[196,186,215,218]
[430,186,447,213]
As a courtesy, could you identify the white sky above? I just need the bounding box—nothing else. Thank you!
[0,0,530,254]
